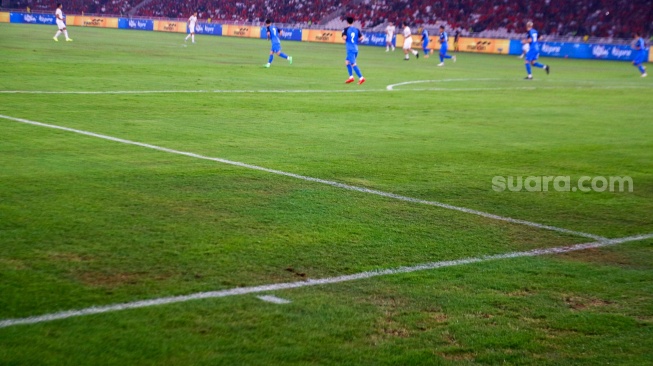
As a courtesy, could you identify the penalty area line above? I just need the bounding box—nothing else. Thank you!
[0,233,651,329]
[0,113,606,241]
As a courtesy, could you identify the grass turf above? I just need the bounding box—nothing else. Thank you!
[0,23,652,364]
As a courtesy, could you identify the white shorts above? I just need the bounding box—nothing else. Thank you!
[56,19,66,29]
[189,24,196,33]
[403,37,412,50]
[386,35,393,43]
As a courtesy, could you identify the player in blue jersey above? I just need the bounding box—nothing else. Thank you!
[437,25,456,66]
[523,21,550,79]
[264,19,292,68]
[632,32,647,77]
[343,17,365,85]
[420,27,431,58]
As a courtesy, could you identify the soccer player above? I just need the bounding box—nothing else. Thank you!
[185,11,197,43]
[420,27,431,58]
[264,19,292,68]
[437,25,456,66]
[385,21,396,52]
[523,21,550,80]
[343,16,365,85]
[632,32,647,77]
[402,22,419,60]
[53,3,72,42]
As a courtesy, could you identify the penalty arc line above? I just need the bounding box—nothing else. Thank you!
[0,114,606,241]
[0,233,651,329]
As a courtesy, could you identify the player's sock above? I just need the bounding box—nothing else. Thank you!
[639,65,646,74]
[439,55,444,62]
[526,63,532,75]
[192,34,195,42]
[54,31,61,39]
[443,55,452,59]
[185,34,190,41]
[279,53,288,59]
[412,50,418,56]
[533,62,545,68]
[268,55,274,63]
[353,66,362,78]
[347,64,353,77]
[64,30,70,40]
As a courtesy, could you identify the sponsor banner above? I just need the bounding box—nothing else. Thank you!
[513,41,650,62]
[361,32,388,47]
[303,29,340,43]
[650,49,653,63]
[71,16,118,28]
[193,22,221,35]
[223,25,260,38]
[259,27,302,41]
[458,37,510,54]
[118,18,154,31]
[10,12,56,25]
[0,12,9,23]
[154,20,186,33]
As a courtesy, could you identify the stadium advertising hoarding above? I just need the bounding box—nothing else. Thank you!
[458,37,510,54]
[118,18,154,31]
[259,27,302,41]
[154,20,186,33]
[511,40,650,62]
[68,16,118,28]
[302,29,344,44]
[361,32,390,47]
[0,12,9,23]
[10,12,56,25]
[194,23,221,36]
[223,25,261,38]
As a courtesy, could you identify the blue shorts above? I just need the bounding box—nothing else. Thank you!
[633,53,645,65]
[440,43,448,55]
[525,49,539,61]
[346,50,358,65]
[271,44,281,53]
[422,43,429,52]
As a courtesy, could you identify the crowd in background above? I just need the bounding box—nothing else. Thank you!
[6,0,652,38]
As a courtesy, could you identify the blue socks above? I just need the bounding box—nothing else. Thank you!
[525,63,532,74]
[268,55,274,63]
[353,66,362,78]
[533,62,545,68]
[639,65,646,73]
[346,64,353,77]
[279,53,288,59]
[439,55,443,62]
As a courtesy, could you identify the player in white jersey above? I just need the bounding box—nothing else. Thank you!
[185,12,198,43]
[53,3,72,42]
[401,22,419,60]
[385,21,396,52]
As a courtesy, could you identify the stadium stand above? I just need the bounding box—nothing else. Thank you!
[5,0,652,38]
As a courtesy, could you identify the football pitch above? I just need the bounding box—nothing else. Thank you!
[1,23,652,364]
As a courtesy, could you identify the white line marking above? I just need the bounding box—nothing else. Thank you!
[257,295,292,304]
[386,78,500,90]
[1,233,650,329]
[0,114,606,241]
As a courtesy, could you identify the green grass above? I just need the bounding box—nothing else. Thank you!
[1,23,652,365]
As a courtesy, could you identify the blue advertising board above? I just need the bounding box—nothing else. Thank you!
[192,22,222,36]
[259,27,302,41]
[509,39,649,62]
[10,12,56,25]
[118,18,154,31]
[361,32,389,47]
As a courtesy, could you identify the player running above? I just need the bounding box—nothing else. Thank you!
[185,12,197,43]
[53,3,72,42]
[264,19,292,68]
[420,27,431,58]
[402,21,419,60]
[437,25,456,66]
[632,32,647,77]
[523,21,550,80]
[343,17,365,85]
[385,21,396,52]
